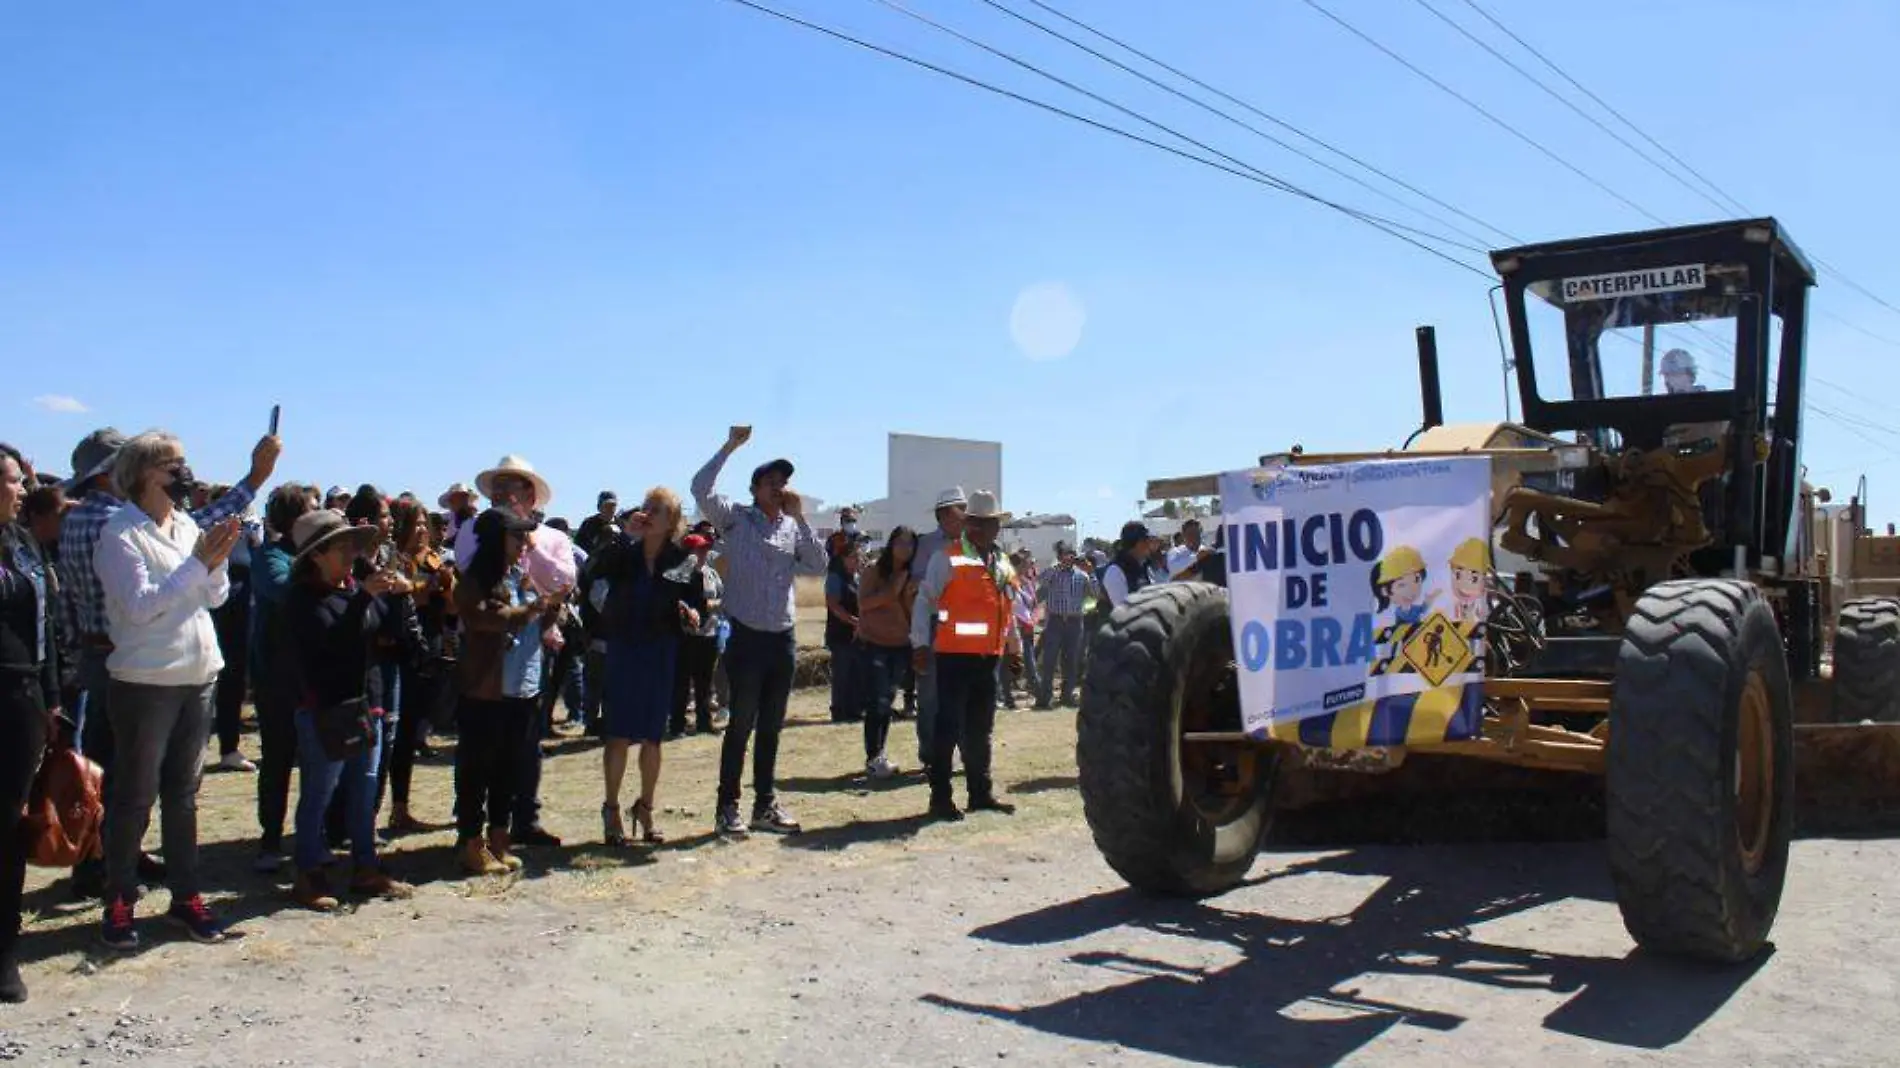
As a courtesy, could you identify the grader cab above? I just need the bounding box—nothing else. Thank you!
[1078,218,1900,965]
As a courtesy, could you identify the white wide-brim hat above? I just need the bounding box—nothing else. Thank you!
[965,489,1011,523]
[475,456,552,511]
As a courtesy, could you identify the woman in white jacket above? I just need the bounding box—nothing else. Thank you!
[94,432,243,951]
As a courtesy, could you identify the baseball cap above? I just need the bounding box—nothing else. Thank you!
[1119,521,1153,545]
[750,458,795,486]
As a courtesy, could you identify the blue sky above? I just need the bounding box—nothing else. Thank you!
[6,1,1900,536]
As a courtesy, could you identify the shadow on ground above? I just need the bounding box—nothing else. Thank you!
[926,843,1766,1067]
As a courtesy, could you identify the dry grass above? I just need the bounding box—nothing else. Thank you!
[18,688,1082,974]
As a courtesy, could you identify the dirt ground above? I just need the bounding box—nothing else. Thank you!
[3,689,1898,1067]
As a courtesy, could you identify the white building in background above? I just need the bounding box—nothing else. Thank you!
[858,432,1005,537]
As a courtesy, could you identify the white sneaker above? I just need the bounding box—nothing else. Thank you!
[868,754,899,780]
[218,752,258,773]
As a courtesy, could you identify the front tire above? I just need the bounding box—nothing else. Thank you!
[1607,579,1793,963]
[1831,597,1900,723]
[1077,584,1273,897]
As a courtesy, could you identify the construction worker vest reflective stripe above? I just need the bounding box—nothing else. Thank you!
[934,545,1013,658]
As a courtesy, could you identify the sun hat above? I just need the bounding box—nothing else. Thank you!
[965,490,1011,523]
[475,455,553,510]
[438,482,478,509]
[290,509,381,565]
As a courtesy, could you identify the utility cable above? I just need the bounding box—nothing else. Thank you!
[710,0,1495,276]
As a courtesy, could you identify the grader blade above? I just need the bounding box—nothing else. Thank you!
[1792,723,1900,831]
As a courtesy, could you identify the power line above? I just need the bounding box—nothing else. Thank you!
[1295,0,1666,225]
[967,0,1500,249]
[1010,0,1522,245]
[865,0,1489,254]
[1410,0,1734,219]
[1452,0,1750,217]
[1451,0,1900,323]
[709,0,1494,277]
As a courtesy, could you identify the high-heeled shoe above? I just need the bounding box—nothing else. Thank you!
[602,803,629,848]
[630,799,665,845]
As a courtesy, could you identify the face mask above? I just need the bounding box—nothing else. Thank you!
[842,521,859,535]
[165,464,199,508]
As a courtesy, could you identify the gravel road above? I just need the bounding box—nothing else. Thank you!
[2,824,1894,1068]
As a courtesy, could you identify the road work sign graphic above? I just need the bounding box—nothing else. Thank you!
[1219,457,1492,747]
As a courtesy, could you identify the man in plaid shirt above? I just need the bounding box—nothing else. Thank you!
[60,427,283,897]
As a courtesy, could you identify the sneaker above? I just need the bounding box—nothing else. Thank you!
[350,867,415,901]
[749,802,801,835]
[165,894,229,944]
[100,896,139,952]
[292,871,340,912]
[216,751,258,773]
[715,804,749,839]
[867,754,899,780]
[252,850,287,875]
[928,799,965,822]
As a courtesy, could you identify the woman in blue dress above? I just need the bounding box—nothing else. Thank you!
[591,487,697,845]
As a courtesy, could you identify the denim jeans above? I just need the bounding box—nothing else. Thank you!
[293,707,383,872]
[717,620,796,810]
[915,645,939,767]
[1036,615,1086,705]
[103,680,215,903]
[328,660,398,844]
[861,644,907,762]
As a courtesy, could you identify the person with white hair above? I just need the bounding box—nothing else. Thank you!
[1660,349,1707,394]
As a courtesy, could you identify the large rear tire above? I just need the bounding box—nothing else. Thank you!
[1607,579,1794,963]
[1077,584,1273,897]
[1831,597,1900,723]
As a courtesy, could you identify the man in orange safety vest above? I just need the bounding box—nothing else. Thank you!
[909,490,1024,821]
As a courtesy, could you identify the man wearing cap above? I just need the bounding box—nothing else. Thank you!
[909,487,967,771]
[1034,541,1096,709]
[58,427,282,898]
[691,425,828,837]
[910,490,1023,821]
[577,491,619,556]
[455,455,573,848]
[1101,521,1156,609]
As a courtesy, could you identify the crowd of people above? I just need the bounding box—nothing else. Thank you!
[0,420,1220,1004]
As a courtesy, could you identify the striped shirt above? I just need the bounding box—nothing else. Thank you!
[60,484,256,640]
[1037,565,1096,617]
[691,449,827,634]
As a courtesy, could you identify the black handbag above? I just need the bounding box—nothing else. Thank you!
[313,698,374,761]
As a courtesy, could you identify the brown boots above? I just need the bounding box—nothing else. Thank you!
[459,832,523,875]
[460,837,508,876]
[486,829,525,873]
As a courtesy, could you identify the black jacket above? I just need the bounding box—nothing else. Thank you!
[285,578,411,710]
[0,524,59,710]
[592,538,695,644]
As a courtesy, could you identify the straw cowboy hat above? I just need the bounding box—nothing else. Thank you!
[964,489,1011,523]
[438,482,479,510]
[475,455,553,510]
[290,509,381,565]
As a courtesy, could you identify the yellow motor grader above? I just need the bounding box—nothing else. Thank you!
[1078,218,1900,965]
